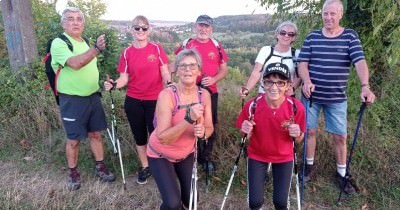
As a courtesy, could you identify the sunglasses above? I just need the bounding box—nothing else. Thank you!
[279,30,296,37]
[133,26,149,32]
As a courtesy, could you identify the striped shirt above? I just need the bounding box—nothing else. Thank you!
[298,29,365,103]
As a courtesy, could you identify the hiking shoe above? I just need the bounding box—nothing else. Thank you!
[67,169,81,191]
[95,163,116,182]
[202,161,216,174]
[300,164,316,183]
[335,172,358,195]
[137,167,151,184]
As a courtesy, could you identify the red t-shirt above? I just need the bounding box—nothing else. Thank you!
[175,38,229,94]
[236,95,306,163]
[117,42,169,100]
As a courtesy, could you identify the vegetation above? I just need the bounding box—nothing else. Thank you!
[0,0,399,209]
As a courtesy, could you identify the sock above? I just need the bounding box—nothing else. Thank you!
[337,164,346,177]
[306,157,314,165]
[96,160,104,166]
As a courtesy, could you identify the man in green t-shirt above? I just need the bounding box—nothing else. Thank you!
[50,7,115,191]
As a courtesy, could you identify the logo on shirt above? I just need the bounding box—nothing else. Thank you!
[208,52,217,60]
[148,54,157,62]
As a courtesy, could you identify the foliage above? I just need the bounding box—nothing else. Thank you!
[0,11,9,68]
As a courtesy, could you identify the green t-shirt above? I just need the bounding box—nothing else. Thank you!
[50,33,99,96]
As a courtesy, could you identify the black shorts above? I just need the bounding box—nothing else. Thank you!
[59,93,107,140]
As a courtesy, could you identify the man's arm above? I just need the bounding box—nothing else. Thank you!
[213,63,228,82]
[298,61,314,98]
[66,34,106,70]
[354,60,376,103]
[240,63,262,97]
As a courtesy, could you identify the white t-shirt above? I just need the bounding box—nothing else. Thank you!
[255,46,300,93]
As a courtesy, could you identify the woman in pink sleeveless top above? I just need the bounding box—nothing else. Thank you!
[147,49,213,210]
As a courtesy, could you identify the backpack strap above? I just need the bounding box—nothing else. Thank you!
[291,48,299,77]
[171,85,203,116]
[260,46,275,73]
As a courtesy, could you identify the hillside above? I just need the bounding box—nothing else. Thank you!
[105,14,272,35]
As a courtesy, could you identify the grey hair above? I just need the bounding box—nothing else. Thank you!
[60,7,85,24]
[275,21,298,37]
[174,49,203,71]
[323,0,343,13]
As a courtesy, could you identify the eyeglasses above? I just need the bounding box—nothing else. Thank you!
[263,80,287,88]
[279,30,296,37]
[177,63,198,71]
[66,17,84,23]
[133,26,149,32]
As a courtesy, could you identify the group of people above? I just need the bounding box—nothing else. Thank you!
[50,0,375,209]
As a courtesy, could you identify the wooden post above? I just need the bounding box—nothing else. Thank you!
[1,0,38,73]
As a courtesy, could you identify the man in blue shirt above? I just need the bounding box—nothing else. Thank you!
[298,0,375,194]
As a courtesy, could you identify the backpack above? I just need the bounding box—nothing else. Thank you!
[182,38,224,63]
[42,34,89,105]
[260,46,298,77]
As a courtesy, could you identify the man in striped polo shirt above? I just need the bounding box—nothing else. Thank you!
[298,0,376,194]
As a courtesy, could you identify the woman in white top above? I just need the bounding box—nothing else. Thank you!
[240,21,300,97]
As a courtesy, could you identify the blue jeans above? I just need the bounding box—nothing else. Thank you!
[301,97,347,135]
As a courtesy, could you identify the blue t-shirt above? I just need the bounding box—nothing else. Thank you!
[298,29,365,104]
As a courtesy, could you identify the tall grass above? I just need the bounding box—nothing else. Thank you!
[0,65,399,209]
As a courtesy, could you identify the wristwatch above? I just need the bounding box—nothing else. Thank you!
[184,108,195,124]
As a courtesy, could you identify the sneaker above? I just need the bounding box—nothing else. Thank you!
[95,163,116,182]
[67,169,81,191]
[335,172,358,195]
[137,167,151,184]
[300,164,316,183]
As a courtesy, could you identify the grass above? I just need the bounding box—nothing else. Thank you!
[0,68,399,209]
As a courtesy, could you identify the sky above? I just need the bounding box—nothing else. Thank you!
[56,0,270,22]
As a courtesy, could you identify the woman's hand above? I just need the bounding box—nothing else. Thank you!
[189,103,204,122]
[241,120,255,135]
[193,121,205,138]
[288,123,303,143]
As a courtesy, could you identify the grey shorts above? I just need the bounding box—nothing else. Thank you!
[59,93,107,140]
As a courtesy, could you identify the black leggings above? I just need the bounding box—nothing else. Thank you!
[247,159,293,210]
[148,153,194,210]
[124,96,156,146]
[198,93,218,163]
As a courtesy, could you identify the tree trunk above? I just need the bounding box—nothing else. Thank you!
[1,0,38,73]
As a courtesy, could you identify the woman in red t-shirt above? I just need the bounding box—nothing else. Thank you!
[104,15,171,185]
[236,63,305,210]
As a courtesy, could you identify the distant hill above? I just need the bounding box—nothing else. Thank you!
[104,14,273,34]
[214,14,273,33]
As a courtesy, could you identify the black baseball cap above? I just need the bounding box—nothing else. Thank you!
[263,63,290,80]
[196,15,214,26]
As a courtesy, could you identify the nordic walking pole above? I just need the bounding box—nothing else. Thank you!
[189,111,200,210]
[290,96,301,210]
[293,138,301,210]
[337,101,367,204]
[221,97,257,210]
[106,74,127,190]
[301,94,312,203]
